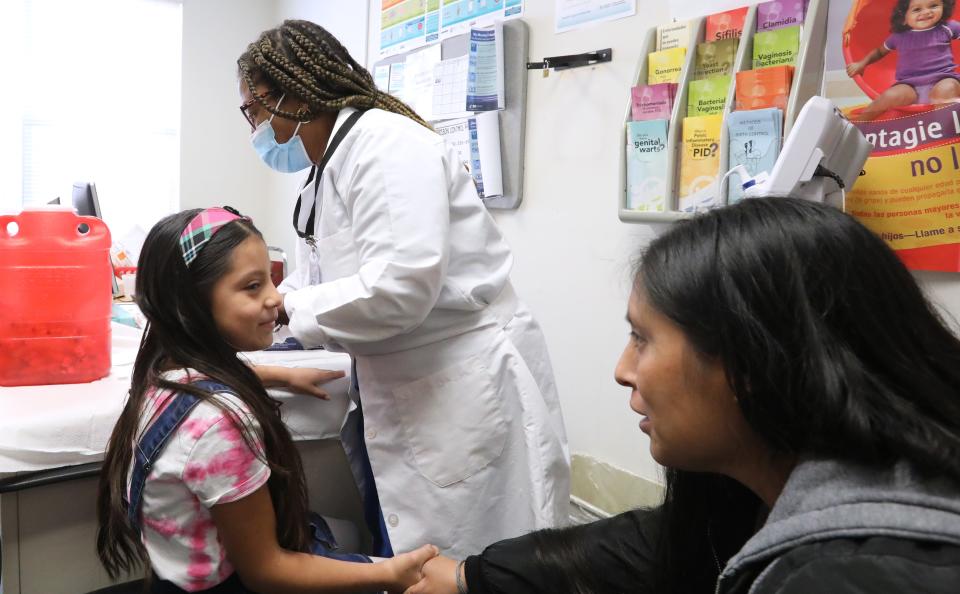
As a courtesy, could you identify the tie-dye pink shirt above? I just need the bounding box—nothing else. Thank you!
[128,369,270,591]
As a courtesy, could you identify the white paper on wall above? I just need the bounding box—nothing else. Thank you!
[403,44,443,121]
[668,0,763,21]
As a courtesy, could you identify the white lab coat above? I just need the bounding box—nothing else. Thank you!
[280,108,570,557]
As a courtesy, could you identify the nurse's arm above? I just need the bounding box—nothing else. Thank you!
[253,364,344,399]
[284,124,451,347]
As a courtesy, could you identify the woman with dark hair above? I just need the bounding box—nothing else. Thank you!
[407,197,960,594]
[96,208,438,593]
[236,19,570,560]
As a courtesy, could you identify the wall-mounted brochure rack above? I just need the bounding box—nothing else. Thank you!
[618,0,829,223]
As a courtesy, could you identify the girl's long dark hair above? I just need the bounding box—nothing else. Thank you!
[891,0,955,32]
[96,210,310,580]
[640,197,960,593]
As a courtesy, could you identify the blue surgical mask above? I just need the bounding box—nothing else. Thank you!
[250,94,313,173]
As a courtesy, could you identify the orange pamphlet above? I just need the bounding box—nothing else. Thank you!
[735,66,794,111]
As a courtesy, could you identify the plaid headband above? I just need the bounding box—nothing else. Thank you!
[179,207,249,266]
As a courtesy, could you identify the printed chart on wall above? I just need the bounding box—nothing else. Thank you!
[379,0,523,58]
[823,0,960,272]
[555,0,636,33]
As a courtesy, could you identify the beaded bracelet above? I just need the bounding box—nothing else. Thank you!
[455,559,468,594]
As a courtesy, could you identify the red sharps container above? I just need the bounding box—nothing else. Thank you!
[0,207,113,386]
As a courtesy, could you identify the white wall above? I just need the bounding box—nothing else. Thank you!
[266,0,370,260]
[364,2,670,483]
[470,4,670,484]
[181,0,368,259]
[182,2,960,488]
[181,0,276,227]
[360,1,960,487]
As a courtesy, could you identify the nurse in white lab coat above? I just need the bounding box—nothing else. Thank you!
[237,20,570,559]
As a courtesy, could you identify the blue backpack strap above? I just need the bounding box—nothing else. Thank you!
[125,380,234,535]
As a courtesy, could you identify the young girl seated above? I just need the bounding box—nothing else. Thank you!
[847,0,960,120]
[96,207,436,593]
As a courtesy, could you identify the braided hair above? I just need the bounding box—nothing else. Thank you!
[238,20,430,128]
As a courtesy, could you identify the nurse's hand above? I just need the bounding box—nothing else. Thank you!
[403,555,460,594]
[385,544,440,594]
[256,365,345,399]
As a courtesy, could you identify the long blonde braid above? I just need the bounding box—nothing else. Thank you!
[238,20,430,129]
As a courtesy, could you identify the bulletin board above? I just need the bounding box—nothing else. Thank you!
[372,20,529,209]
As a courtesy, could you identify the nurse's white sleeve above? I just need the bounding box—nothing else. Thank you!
[277,242,307,293]
[284,124,450,348]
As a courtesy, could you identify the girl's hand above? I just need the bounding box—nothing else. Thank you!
[281,367,345,399]
[403,555,459,594]
[846,60,866,77]
[385,544,440,593]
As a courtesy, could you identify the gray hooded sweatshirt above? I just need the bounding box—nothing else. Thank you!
[716,458,960,594]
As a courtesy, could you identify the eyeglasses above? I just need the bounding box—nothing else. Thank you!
[240,90,276,132]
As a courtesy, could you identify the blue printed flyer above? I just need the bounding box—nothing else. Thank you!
[466,24,505,112]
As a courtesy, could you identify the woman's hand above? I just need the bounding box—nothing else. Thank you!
[403,555,460,594]
[384,544,440,594]
[255,365,345,399]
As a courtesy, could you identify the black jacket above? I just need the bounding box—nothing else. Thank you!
[464,460,960,594]
[464,508,660,594]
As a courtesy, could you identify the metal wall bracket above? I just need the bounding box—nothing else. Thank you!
[527,48,612,72]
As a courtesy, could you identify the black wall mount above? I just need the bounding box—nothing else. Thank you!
[527,48,612,72]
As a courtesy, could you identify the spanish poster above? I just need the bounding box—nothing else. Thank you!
[824,0,960,272]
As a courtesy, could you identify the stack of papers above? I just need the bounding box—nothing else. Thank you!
[693,38,738,80]
[625,119,670,212]
[687,75,731,117]
[736,65,794,111]
[756,0,806,32]
[631,83,678,121]
[648,47,687,84]
[753,25,801,69]
[434,111,503,199]
[657,20,691,51]
[705,7,748,41]
[678,114,724,212]
[465,25,505,111]
[726,108,783,204]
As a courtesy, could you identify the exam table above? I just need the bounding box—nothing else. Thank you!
[0,323,364,594]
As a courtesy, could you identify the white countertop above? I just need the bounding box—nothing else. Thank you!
[0,323,353,473]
